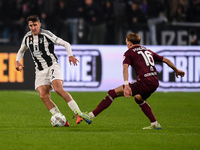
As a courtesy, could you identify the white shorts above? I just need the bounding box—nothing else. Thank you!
[35,63,63,90]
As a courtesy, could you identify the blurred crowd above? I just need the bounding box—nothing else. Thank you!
[0,0,200,45]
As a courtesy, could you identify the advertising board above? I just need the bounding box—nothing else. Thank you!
[55,45,200,92]
[0,46,35,90]
[1,45,199,91]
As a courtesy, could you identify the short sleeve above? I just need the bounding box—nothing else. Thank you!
[152,51,163,62]
[123,50,132,65]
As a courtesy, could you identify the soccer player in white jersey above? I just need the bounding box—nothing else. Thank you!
[15,15,82,126]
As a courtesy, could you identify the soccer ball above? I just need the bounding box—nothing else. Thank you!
[50,113,66,127]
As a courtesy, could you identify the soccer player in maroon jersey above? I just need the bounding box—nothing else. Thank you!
[76,33,185,129]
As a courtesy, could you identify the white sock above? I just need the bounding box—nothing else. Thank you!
[68,100,80,114]
[151,121,158,126]
[89,112,95,119]
[50,107,60,115]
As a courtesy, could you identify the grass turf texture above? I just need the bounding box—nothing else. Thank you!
[0,91,199,150]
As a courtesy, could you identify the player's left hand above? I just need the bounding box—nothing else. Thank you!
[69,56,79,66]
[124,85,132,98]
[175,69,185,78]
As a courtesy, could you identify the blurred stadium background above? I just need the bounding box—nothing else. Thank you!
[0,1,200,150]
[0,0,200,91]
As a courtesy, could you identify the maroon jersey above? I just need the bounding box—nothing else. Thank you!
[123,45,163,83]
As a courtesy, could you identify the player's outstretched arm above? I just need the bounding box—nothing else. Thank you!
[162,57,185,78]
[55,38,79,66]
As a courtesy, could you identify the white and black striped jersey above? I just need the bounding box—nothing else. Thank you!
[16,28,73,71]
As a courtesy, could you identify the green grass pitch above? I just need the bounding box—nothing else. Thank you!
[0,91,199,150]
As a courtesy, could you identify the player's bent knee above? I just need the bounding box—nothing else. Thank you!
[135,94,143,101]
[134,96,144,105]
[108,89,117,99]
[53,87,63,95]
[108,89,113,95]
[54,89,62,96]
[40,94,50,101]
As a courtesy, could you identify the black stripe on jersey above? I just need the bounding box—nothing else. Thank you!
[24,31,31,46]
[46,37,58,61]
[25,36,28,47]
[38,34,53,67]
[29,36,43,70]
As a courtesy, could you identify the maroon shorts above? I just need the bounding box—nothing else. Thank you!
[126,78,159,100]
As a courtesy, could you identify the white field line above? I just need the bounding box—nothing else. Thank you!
[51,132,199,136]
[0,131,197,136]
[18,91,39,96]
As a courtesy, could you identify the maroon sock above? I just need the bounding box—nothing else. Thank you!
[134,97,156,123]
[92,89,117,116]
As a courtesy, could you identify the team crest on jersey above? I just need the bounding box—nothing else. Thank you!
[39,38,43,43]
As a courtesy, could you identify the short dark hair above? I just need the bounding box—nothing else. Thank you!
[126,32,141,44]
[27,15,40,23]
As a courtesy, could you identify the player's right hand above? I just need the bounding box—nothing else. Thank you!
[15,61,24,72]
[124,85,132,98]
[69,56,79,66]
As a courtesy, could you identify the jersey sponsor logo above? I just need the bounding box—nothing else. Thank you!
[55,49,102,88]
[144,72,157,77]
